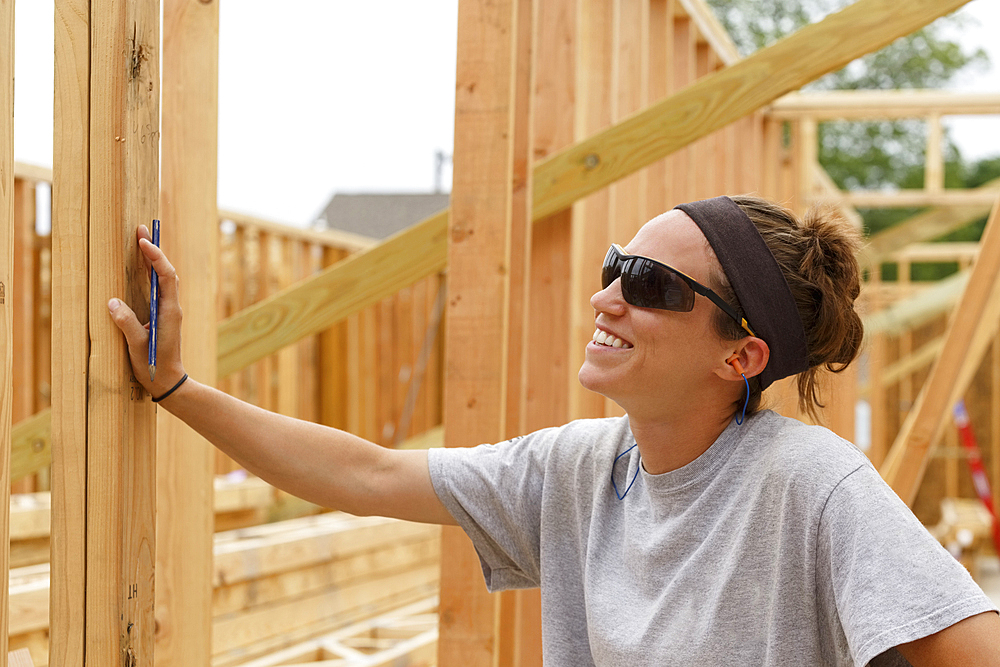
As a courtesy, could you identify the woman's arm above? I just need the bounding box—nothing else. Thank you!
[108,225,455,526]
[896,611,1000,666]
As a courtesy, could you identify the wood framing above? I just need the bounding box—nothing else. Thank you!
[531,0,971,219]
[216,210,448,378]
[154,0,219,663]
[861,179,999,270]
[881,195,1000,505]
[2,0,14,661]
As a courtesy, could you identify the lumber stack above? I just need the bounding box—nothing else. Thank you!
[6,476,309,569]
[8,513,441,667]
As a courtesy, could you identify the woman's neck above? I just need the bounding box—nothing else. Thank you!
[626,399,737,475]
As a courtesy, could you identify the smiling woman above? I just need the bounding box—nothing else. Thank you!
[108,186,1000,666]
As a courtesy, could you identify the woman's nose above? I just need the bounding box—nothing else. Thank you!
[591,278,627,315]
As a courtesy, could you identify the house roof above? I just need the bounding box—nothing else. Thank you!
[317,193,450,241]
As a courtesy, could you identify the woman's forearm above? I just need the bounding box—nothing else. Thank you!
[158,378,455,525]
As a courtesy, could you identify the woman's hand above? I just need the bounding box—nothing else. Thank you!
[107,224,187,400]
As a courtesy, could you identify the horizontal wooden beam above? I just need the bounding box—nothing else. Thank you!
[890,241,979,264]
[216,210,447,377]
[530,0,972,220]
[859,335,944,396]
[863,269,968,340]
[862,178,1000,269]
[220,209,377,253]
[12,162,53,183]
[768,90,1000,120]
[814,188,998,209]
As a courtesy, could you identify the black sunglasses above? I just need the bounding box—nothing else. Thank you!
[602,244,755,337]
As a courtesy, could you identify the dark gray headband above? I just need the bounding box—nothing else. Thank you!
[674,196,809,389]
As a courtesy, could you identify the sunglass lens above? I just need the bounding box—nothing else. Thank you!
[621,258,695,311]
[602,246,624,289]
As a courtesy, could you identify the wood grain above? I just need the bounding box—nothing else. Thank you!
[87,0,160,663]
[1,0,14,659]
[50,1,91,663]
[155,0,218,663]
[439,0,522,664]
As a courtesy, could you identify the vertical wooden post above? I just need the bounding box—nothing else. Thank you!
[526,0,574,434]
[440,0,529,664]
[925,113,943,194]
[569,0,614,421]
[1,0,14,662]
[51,0,91,663]
[87,0,160,663]
[155,0,217,663]
[320,246,349,430]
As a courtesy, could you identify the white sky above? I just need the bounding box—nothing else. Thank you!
[11,0,1000,228]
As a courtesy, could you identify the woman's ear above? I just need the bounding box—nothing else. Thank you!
[718,337,770,380]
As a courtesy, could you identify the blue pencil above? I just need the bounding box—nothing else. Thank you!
[148,219,160,382]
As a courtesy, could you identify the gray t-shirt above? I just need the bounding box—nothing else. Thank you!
[428,410,996,666]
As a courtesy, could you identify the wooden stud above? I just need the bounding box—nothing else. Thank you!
[51,0,91,662]
[439,0,525,664]
[1,0,13,659]
[277,238,299,417]
[319,247,350,430]
[87,0,160,663]
[568,0,614,421]
[155,0,218,662]
[925,113,944,194]
[644,0,672,218]
[882,196,1000,505]
[526,0,573,435]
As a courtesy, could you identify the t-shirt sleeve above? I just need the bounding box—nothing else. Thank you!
[816,463,998,667]
[427,431,557,591]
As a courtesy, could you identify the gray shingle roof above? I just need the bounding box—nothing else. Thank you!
[317,193,450,240]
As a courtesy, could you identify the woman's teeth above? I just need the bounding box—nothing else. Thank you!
[592,329,632,349]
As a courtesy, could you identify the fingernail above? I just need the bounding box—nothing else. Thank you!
[108,298,121,312]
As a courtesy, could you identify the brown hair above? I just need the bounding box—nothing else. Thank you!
[710,195,864,421]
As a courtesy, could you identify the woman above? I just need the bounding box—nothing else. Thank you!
[110,195,999,666]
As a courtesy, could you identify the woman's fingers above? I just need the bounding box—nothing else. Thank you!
[107,298,149,350]
[138,236,180,301]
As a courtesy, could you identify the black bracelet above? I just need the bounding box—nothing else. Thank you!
[152,373,189,403]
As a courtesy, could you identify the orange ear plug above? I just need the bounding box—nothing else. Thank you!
[726,354,745,376]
